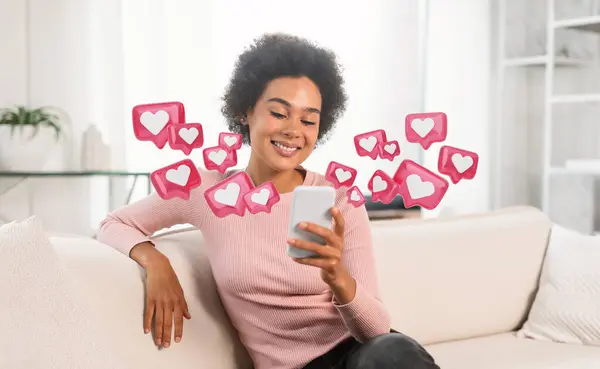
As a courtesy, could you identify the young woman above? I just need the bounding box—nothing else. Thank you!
[98,33,439,369]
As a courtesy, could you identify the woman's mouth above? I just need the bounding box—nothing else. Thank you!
[271,140,300,157]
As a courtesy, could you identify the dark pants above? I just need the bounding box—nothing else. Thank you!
[302,330,440,369]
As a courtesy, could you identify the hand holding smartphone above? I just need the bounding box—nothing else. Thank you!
[287,186,336,258]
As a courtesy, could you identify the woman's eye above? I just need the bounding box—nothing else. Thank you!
[301,120,316,125]
[270,111,286,119]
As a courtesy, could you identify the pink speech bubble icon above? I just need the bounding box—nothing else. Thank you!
[346,186,366,208]
[150,159,201,201]
[325,161,357,189]
[405,112,447,150]
[379,140,401,161]
[393,159,449,210]
[167,123,204,155]
[204,171,254,218]
[353,129,388,160]
[132,101,186,149]
[437,145,479,184]
[202,146,238,173]
[218,132,243,152]
[367,170,398,204]
[242,182,280,214]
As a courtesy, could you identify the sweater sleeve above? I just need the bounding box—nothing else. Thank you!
[96,175,208,257]
[331,195,391,342]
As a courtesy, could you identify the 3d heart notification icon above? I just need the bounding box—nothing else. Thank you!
[437,145,479,184]
[218,132,243,152]
[405,112,447,150]
[132,101,186,149]
[167,123,204,155]
[202,146,238,173]
[204,171,254,218]
[325,161,357,189]
[367,170,398,204]
[346,186,366,208]
[392,159,449,210]
[380,140,401,161]
[242,182,280,214]
[353,129,388,160]
[150,159,201,200]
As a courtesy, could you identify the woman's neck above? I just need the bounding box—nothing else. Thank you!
[245,158,305,194]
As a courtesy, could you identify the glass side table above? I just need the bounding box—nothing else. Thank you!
[0,171,152,223]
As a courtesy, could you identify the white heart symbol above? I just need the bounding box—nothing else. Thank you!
[214,183,240,206]
[372,176,388,193]
[350,190,360,202]
[384,143,396,154]
[165,165,190,186]
[250,188,270,205]
[140,110,169,135]
[411,118,434,138]
[451,153,473,173]
[208,149,227,165]
[406,174,434,199]
[178,127,199,144]
[335,168,352,183]
[224,136,238,147]
[359,136,377,152]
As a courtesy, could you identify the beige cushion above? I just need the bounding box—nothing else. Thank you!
[1,217,126,369]
[369,206,552,344]
[518,225,600,346]
[426,332,600,369]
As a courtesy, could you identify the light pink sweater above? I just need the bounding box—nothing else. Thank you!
[97,168,391,369]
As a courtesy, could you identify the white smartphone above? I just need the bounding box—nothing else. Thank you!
[287,185,336,258]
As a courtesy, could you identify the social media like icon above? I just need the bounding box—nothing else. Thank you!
[218,132,243,152]
[242,182,280,214]
[353,129,388,160]
[346,186,366,208]
[150,159,201,200]
[393,159,449,210]
[204,171,255,218]
[405,112,447,150]
[202,146,238,173]
[325,161,357,189]
[167,123,204,155]
[379,140,401,161]
[368,170,398,204]
[437,145,479,184]
[132,101,186,149]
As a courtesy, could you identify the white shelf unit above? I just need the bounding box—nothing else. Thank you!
[543,5,600,215]
[495,0,600,231]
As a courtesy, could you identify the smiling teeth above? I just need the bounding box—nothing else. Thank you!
[274,142,297,152]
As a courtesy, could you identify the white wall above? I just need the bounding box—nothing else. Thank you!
[122,0,423,198]
[422,0,492,217]
[0,0,127,234]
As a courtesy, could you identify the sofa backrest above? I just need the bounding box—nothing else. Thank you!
[51,231,253,369]
[369,206,551,344]
[50,206,551,368]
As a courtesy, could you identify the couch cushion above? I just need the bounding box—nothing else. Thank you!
[369,206,552,345]
[50,230,252,369]
[425,332,600,369]
[1,217,126,369]
[518,225,600,346]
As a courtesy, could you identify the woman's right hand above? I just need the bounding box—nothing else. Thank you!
[130,242,191,348]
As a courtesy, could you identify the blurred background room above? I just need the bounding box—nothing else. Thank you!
[0,0,599,237]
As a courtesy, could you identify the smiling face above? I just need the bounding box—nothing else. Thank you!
[244,76,322,173]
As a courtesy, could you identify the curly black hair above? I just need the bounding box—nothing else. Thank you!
[221,33,347,145]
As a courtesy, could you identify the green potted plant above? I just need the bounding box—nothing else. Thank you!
[0,105,70,171]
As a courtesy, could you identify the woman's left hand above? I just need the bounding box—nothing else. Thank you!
[288,207,349,286]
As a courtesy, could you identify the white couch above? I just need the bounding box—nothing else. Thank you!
[48,206,600,368]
